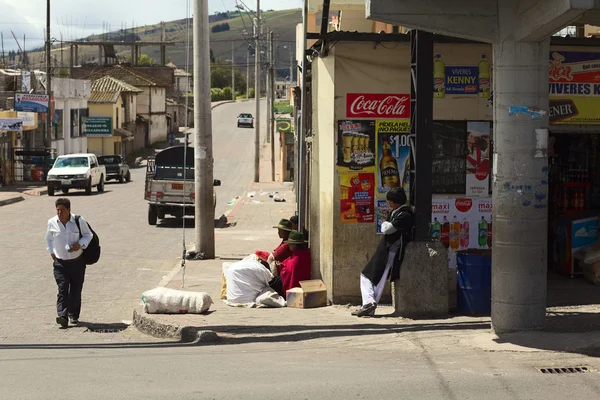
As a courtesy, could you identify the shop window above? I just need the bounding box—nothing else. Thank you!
[432,121,467,194]
[79,109,88,136]
[54,110,64,140]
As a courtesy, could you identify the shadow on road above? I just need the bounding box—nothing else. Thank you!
[52,190,113,197]
[156,215,234,229]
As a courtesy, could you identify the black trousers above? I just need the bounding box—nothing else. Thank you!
[53,257,86,319]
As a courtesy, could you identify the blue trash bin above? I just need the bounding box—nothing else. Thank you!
[457,250,492,315]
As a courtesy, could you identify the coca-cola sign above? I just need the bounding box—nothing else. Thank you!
[347,93,410,119]
[455,198,473,213]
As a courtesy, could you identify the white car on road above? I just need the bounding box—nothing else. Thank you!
[237,113,254,128]
[47,153,106,196]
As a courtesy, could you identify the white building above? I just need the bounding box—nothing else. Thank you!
[52,78,91,156]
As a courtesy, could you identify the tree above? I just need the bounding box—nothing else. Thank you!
[137,54,155,66]
[210,49,215,64]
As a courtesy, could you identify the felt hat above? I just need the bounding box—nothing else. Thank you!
[285,230,307,245]
[273,219,293,231]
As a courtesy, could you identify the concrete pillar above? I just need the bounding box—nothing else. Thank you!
[492,40,550,333]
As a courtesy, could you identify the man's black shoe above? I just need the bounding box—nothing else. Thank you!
[56,316,68,328]
[351,303,377,317]
[69,318,79,325]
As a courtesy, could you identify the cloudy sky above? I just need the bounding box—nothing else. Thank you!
[0,0,301,51]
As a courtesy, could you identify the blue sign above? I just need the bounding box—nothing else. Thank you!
[445,66,479,95]
[14,93,50,113]
[572,217,599,249]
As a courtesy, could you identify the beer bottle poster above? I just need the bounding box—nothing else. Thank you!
[376,120,411,197]
[340,172,375,223]
[337,120,376,172]
[466,121,491,197]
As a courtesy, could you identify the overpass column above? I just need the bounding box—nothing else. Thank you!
[492,39,550,333]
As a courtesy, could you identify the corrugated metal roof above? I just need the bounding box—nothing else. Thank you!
[89,65,169,87]
[91,76,143,94]
[88,91,120,104]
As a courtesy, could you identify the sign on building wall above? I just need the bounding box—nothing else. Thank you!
[0,118,24,131]
[346,93,410,119]
[549,51,600,124]
[433,53,491,99]
[85,116,113,137]
[374,119,411,233]
[336,120,376,172]
[17,112,36,128]
[15,93,50,113]
[340,172,375,224]
[466,122,490,197]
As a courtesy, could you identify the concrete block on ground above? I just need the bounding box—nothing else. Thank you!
[393,241,449,318]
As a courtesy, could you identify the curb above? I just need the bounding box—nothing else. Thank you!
[0,196,25,207]
[23,188,48,196]
[132,305,219,343]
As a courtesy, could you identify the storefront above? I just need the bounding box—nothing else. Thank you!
[309,35,600,304]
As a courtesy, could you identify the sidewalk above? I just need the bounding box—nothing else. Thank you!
[131,158,600,360]
[0,182,47,207]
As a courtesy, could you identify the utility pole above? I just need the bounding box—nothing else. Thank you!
[1,32,4,67]
[266,30,271,145]
[298,0,308,232]
[45,0,52,149]
[231,42,235,100]
[246,46,250,100]
[193,0,215,258]
[253,1,261,182]
[269,31,275,181]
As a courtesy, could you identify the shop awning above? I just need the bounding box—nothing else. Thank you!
[114,128,135,142]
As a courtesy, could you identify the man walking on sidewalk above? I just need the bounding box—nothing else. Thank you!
[352,188,414,317]
[45,198,94,327]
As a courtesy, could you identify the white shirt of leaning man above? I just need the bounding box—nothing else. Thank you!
[46,214,94,261]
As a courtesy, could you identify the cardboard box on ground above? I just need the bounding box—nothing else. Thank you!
[286,280,328,309]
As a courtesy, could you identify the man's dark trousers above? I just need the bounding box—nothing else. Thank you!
[53,257,86,320]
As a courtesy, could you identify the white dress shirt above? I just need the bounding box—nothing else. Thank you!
[46,214,94,260]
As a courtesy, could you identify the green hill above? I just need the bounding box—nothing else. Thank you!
[26,9,301,80]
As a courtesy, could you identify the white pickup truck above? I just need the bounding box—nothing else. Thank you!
[47,153,106,196]
[144,146,220,225]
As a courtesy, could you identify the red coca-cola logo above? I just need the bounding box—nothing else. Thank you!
[455,199,473,213]
[347,93,410,119]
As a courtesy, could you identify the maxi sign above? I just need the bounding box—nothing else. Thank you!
[549,51,600,124]
[15,93,50,113]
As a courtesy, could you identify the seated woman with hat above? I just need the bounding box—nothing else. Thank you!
[268,230,311,298]
[255,219,294,264]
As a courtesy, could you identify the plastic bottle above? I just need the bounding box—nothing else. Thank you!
[487,218,493,248]
[478,216,488,248]
[460,219,470,249]
[478,54,491,99]
[441,216,450,249]
[433,54,446,98]
[450,216,460,250]
[431,217,441,241]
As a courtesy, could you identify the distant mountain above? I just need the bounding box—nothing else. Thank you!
[24,9,301,81]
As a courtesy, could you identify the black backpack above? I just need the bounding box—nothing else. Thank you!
[75,215,101,265]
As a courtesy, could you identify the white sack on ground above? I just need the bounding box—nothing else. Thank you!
[224,256,273,305]
[142,287,213,314]
[255,288,286,308]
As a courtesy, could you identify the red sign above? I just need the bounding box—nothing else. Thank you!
[455,198,473,213]
[347,93,410,119]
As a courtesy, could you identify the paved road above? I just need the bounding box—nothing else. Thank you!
[0,100,265,343]
[2,339,600,399]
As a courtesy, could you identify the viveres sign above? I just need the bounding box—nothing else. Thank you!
[346,94,410,119]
